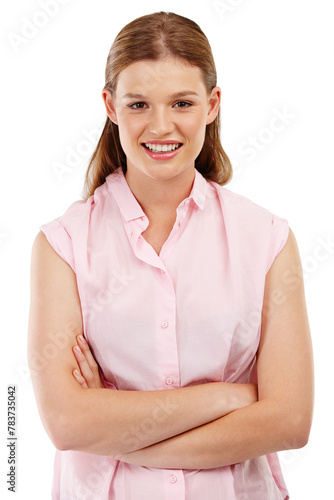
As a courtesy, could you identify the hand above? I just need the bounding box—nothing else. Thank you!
[72,335,105,389]
[241,383,258,406]
[220,381,258,415]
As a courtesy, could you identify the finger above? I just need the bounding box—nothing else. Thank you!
[72,345,96,388]
[77,335,102,382]
[72,369,88,389]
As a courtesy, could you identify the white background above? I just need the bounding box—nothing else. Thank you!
[1,0,333,498]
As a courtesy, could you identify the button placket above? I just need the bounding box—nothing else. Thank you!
[164,469,185,496]
[156,254,180,393]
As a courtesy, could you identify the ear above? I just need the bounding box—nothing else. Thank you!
[206,86,221,125]
[102,88,118,125]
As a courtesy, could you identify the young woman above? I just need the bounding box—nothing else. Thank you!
[28,11,314,500]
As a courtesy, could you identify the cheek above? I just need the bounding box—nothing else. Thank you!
[118,115,143,147]
[183,114,207,145]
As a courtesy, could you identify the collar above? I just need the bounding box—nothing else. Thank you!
[106,167,208,222]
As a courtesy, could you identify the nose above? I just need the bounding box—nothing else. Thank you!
[148,106,174,136]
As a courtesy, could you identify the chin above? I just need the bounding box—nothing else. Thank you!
[146,167,188,182]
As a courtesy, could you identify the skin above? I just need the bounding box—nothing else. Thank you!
[28,57,314,467]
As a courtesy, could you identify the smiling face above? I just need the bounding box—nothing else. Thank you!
[102,57,221,183]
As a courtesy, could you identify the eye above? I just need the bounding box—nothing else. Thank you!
[174,101,192,108]
[128,102,147,109]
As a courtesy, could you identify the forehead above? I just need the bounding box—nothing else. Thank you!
[115,58,206,97]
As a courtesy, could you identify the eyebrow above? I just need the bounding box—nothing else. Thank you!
[121,90,200,100]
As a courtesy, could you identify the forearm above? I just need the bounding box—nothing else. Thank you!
[115,398,307,469]
[55,381,256,455]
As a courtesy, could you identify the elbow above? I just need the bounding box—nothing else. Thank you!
[36,386,90,451]
[53,438,70,452]
[44,412,75,451]
[285,411,313,450]
[294,420,312,449]
[52,421,73,452]
[41,405,81,451]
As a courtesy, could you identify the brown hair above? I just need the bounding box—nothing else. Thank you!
[83,11,232,199]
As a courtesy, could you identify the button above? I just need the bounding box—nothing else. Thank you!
[170,474,177,483]
[178,219,184,227]
[160,269,166,274]
[185,199,190,206]
[161,321,169,329]
[165,377,174,385]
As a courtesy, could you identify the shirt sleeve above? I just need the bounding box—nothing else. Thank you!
[265,215,290,275]
[39,218,76,274]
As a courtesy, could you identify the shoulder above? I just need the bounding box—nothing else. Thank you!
[211,182,286,224]
[41,178,111,231]
[266,226,301,281]
[210,182,288,234]
[36,179,111,272]
[209,182,290,274]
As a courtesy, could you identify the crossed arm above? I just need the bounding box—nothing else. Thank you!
[28,228,314,469]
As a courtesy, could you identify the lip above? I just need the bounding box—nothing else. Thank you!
[142,140,183,145]
[141,143,183,161]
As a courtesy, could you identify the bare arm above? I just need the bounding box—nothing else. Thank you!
[111,228,314,468]
[28,231,257,456]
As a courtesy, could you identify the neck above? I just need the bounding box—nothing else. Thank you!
[125,166,196,218]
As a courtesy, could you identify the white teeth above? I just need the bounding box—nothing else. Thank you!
[144,143,181,153]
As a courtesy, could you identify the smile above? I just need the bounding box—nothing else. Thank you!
[143,143,182,153]
[141,142,183,161]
